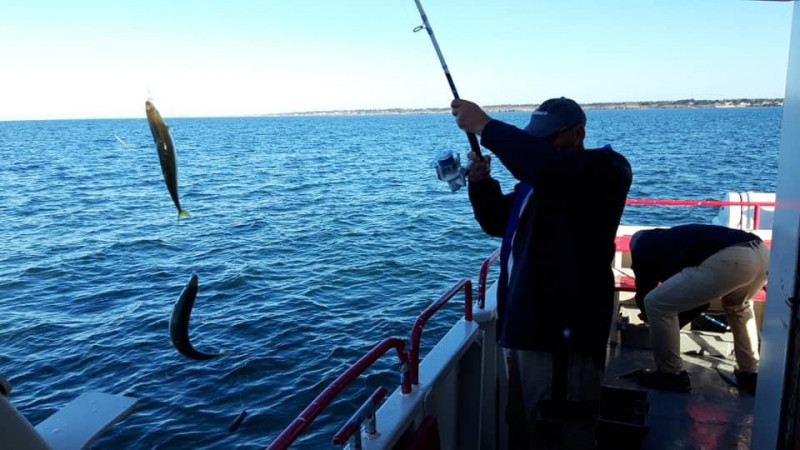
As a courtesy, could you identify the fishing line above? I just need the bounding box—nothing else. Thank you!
[114,134,138,151]
[412,0,482,158]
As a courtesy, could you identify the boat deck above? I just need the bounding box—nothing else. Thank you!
[603,325,753,449]
[604,228,759,448]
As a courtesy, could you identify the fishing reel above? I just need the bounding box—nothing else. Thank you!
[434,150,470,192]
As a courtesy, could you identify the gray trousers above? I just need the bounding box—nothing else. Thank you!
[504,348,602,449]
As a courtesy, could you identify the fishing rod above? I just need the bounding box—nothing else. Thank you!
[413,0,479,192]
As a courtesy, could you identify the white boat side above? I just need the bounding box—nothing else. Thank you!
[364,282,503,449]
[754,1,800,447]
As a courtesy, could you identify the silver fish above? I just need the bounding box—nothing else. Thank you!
[145,100,190,218]
[169,273,222,360]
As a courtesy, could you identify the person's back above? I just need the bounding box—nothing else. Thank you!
[632,224,762,280]
[455,96,632,448]
[499,144,631,364]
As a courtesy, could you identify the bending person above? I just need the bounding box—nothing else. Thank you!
[630,224,769,394]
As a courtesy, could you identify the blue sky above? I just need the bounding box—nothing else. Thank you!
[1,0,794,120]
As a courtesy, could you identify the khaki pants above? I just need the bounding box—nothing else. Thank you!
[504,348,601,449]
[644,241,769,373]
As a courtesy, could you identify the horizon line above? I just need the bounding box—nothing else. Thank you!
[0,97,785,122]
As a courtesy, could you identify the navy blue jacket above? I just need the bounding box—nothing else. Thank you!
[469,120,632,366]
[631,224,762,310]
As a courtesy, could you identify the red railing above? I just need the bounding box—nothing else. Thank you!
[625,199,775,229]
[409,279,473,385]
[270,198,776,449]
[267,338,411,450]
[332,386,388,446]
[477,249,501,310]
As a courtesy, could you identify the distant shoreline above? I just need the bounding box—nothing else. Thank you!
[0,98,784,122]
[261,98,784,117]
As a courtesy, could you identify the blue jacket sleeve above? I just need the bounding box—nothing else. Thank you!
[468,178,514,238]
[479,119,631,203]
[479,119,561,185]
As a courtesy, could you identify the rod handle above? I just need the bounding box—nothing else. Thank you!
[466,132,481,157]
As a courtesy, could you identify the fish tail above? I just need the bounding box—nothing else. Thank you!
[178,209,191,218]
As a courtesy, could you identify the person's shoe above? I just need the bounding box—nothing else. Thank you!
[734,370,758,395]
[637,369,691,393]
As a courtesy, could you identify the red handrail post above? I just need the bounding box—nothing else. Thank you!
[267,338,410,450]
[478,249,501,310]
[409,279,473,385]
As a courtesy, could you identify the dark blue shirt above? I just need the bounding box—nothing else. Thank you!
[469,119,632,365]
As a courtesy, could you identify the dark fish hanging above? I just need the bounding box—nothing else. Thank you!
[145,100,190,219]
[170,273,222,360]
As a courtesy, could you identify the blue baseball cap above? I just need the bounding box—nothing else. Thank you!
[523,97,586,138]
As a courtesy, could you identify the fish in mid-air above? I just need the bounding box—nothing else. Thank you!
[170,273,223,360]
[145,100,190,219]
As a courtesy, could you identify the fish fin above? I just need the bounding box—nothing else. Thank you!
[178,209,191,218]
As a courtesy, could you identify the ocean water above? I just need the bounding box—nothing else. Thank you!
[0,107,781,448]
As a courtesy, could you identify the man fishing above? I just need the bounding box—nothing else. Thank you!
[452,97,632,448]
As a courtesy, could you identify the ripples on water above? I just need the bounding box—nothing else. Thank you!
[0,108,781,448]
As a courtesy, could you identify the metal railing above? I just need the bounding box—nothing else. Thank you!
[268,279,475,448]
[267,338,410,450]
[477,249,501,310]
[332,386,388,448]
[409,279,473,385]
[625,199,775,229]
